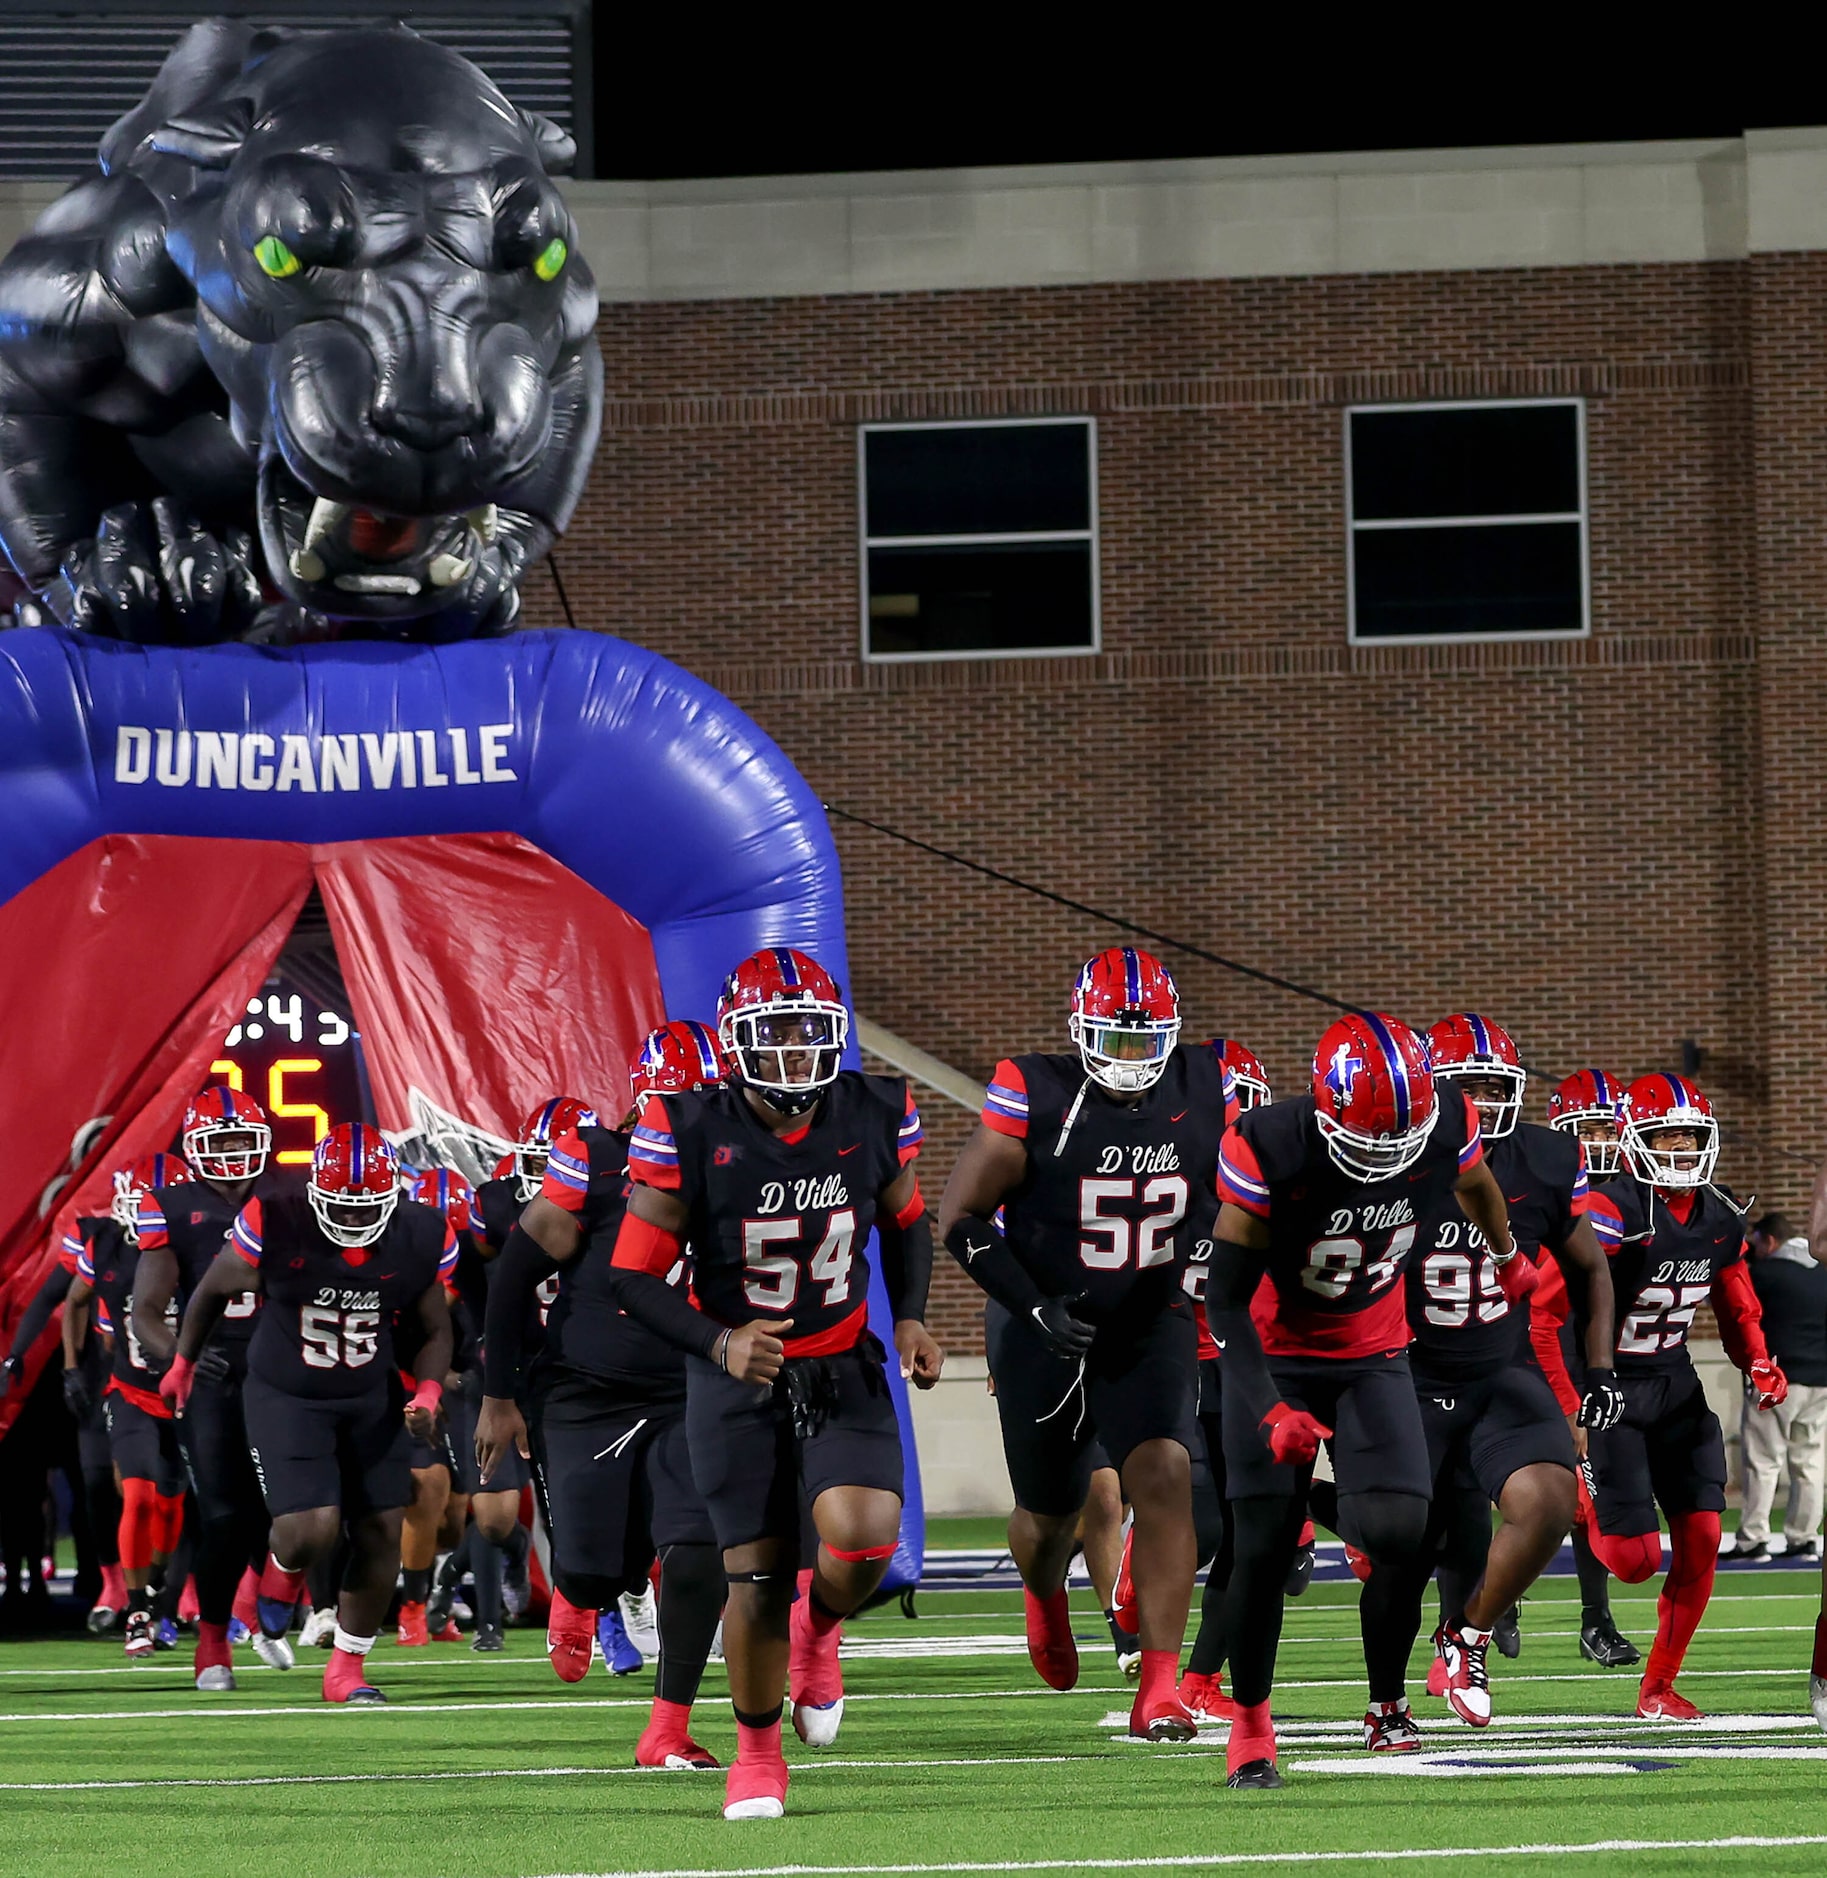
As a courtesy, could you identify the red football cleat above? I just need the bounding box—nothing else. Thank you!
[323,1646,384,1704]
[1637,1679,1705,1721]
[1344,1544,1372,1583]
[1024,1585,1079,1691]
[1177,1670,1234,1721]
[177,1575,200,1625]
[637,1711,722,1770]
[396,1600,430,1648]
[789,1587,845,1746]
[429,1617,462,1643]
[1113,1526,1138,1637]
[1129,1690,1196,1742]
[546,1588,596,1684]
[723,1752,789,1820]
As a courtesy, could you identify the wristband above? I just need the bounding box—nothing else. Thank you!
[407,1378,443,1415]
[1489,1234,1520,1267]
[715,1328,733,1374]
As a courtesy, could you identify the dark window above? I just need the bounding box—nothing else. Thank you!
[1347,401,1587,643]
[861,420,1097,660]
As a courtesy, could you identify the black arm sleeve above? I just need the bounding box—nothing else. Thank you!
[1205,1234,1279,1429]
[481,1225,555,1399]
[944,1214,1045,1318]
[7,1266,73,1365]
[608,1269,726,1361]
[877,1209,933,1322]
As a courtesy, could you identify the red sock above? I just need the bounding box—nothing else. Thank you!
[152,1493,185,1554]
[647,1695,693,1739]
[233,1567,260,1632]
[649,1557,663,1594]
[736,1714,784,1764]
[801,1588,843,1639]
[1645,1510,1720,1687]
[259,1557,307,1605]
[1813,1612,1827,1680]
[100,1562,126,1607]
[1297,1519,1315,1546]
[195,1620,231,1671]
[117,1479,158,1573]
[1226,1697,1277,1775]
[1136,1648,1179,1712]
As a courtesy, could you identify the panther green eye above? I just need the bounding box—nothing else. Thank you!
[533,237,567,282]
[253,235,302,279]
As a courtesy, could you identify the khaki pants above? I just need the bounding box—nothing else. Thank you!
[1740,1381,1827,1545]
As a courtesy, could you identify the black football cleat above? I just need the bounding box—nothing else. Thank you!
[1579,1614,1641,1668]
[1226,1759,1284,1790]
[1493,1605,1521,1660]
[1283,1541,1316,1599]
[472,1623,504,1653]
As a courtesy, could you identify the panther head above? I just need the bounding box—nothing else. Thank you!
[137,27,599,623]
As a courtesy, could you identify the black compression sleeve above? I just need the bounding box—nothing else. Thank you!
[608,1269,727,1361]
[7,1266,73,1364]
[877,1208,933,1322]
[1205,1235,1279,1429]
[481,1225,554,1399]
[944,1213,1045,1317]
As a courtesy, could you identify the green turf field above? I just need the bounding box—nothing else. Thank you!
[3,1557,1823,1878]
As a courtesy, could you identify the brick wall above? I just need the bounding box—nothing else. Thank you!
[534,260,1810,1351]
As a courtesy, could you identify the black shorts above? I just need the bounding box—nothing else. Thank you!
[685,1338,904,1551]
[177,1369,267,1530]
[103,1391,186,1493]
[534,1374,711,1589]
[441,1379,532,1496]
[985,1299,1197,1518]
[1222,1349,1433,1502]
[1412,1362,1576,1503]
[243,1376,413,1519]
[1590,1363,1727,1535]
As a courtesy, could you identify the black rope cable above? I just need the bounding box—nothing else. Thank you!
[546,548,580,633]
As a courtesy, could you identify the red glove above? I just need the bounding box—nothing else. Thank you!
[1260,1401,1332,1465]
[406,1378,443,1417]
[1495,1251,1541,1304]
[1750,1359,1788,1411]
[160,1353,195,1414]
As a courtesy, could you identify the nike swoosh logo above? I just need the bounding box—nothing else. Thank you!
[1171,1111,1188,1122]
[1214,1340,1226,1351]
[1506,1194,1529,1204]
[837,1144,860,1156]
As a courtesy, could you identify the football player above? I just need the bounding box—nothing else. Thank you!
[609,947,941,1820]
[61,1156,192,1660]
[477,1018,730,1768]
[1357,1016,1620,1746]
[1205,1012,1515,1789]
[1531,1074,1784,1720]
[1546,1068,1641,1668]
[130,1088,283,1687]
[940,951,1234,1742]
[163,1123,454,1704]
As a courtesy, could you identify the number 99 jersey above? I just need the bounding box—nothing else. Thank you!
[233,1189,456,1398]
[1218,1090,1483,1359]
[628,1071,921,1352]
[984,1043,1237,1320]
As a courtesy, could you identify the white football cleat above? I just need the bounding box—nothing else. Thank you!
[300,1608,337,1649]
[789,1697,844,1747]
[252,1630,296,1671]
[195,1664,236,1692]
[1810,1674,1827,1732]
[619,1584,660,1657]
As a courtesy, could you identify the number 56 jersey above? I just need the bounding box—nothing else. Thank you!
[629,1072,921,1353]
[1218,1091,1483,1359]
[983,1044,1237,1320]
[232,1190,456,1398]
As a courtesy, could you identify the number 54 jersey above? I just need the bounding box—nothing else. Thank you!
[983,1044,1237,1321]
[231,1189,456,1398]
[1218,1090,1483,1358]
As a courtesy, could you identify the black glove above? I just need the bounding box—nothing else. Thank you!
[0,1354,23,1395]
[61,1368,93,1419]
[192,1345,234,1387]
[1029,1296,1095,1360]
[1577,1367,1625,1432]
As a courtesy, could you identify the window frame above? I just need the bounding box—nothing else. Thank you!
[857,415,1101,665]
[1343,396,1590,648]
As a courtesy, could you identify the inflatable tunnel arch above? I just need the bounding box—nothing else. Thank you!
[0,628,923,1584]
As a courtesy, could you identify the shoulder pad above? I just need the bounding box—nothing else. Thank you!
[1517,1120,1579,1186]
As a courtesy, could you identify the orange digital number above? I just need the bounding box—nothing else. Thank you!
[269,1058,329,1165]
[207,1059,244,1091]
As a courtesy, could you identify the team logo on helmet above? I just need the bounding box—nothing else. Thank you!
[630,1019,729,1108]
[1311,1012,1439,1184]
[1212,1038,1272,1111]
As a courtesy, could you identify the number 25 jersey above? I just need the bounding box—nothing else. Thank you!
[231,1190,456,1398]
[983,1045,1236,1320]
[1588,1177,1747,1374]
[628,1072,921,1353]
[1219,1090,1483,1359]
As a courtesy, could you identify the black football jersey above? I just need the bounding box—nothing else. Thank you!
[1406,1123,1589,1380]
[629,1072,920,1348]
[139,1177,269,1367]
[233,1190,454,1399]
[983,1045,1235,1321]
[1589,1175,1747,1373]
[473,1175,561,1338]
[1219,1090,1483,1359]
[75,1216,172,1397]
[538,1123,686,1396]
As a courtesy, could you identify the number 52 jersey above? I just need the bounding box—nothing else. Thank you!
[230,1189,456,1397]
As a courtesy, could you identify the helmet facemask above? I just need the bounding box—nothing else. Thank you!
[185,1122,271,1184]
[1315,1105,1439,1183]
[1622,1118,1718,1192]
[1438,1066,1526,1141]
[1555,1111,1622,1179]
[722,1000,847,1116]
[1070,1009,1180,1095]
[110,1170,145,1243]
[308,1179,399,1248]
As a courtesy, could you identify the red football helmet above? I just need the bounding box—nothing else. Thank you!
[717,947,849,1115]
[308,1122,401,1247]
[1426,1013,1526,1140]
[629,1019,729,1108]
[1311,1012,1439,1183]
[1069,947,1181,1094]
[409,1166,476,1234]
[182,1085,271,1182]
[1617,1073,1718,1191]
[1211,1037,1272,1111]
[514,1096,600,1201]
[110,1153,191,1239]
[1548,1068,1625,1178]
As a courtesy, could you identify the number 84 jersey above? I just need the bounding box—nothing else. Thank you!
[985,1046,1236,1320]
[233,1190,455,1398]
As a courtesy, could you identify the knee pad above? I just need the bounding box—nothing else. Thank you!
[1591,1529,1663,1584]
